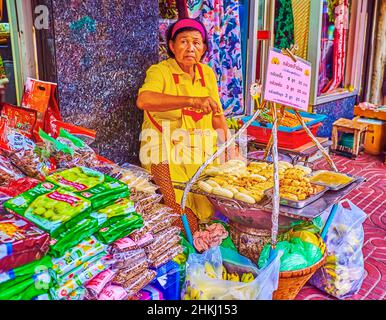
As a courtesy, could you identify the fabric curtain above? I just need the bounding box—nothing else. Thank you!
[291,0,310,59]
[187,0,245,116]
[369,0,386,105]
[274,0,295,50]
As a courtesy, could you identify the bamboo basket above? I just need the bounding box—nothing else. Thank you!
[273,252,327,300]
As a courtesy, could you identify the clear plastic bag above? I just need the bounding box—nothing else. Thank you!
[0,155,25,185]
[183,246,282,300]
[309,200,367,299]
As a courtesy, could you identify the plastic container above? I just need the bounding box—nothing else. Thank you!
[247,122,323,149]
[150,260,180,300]
[241,110,327,133]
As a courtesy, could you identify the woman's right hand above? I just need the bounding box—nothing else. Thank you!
[190,97,220,114]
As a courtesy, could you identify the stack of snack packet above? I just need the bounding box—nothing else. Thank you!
[0,212,52,300]
[49,236,109,300]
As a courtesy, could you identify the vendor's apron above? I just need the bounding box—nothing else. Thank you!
[145,64,217,223]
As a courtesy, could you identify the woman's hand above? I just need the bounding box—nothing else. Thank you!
[190,96,220,114]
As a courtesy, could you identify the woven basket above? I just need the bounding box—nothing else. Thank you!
[273,252,327,300]
[229,222,272,263]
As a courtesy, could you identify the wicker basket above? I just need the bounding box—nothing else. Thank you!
[229,222,272,263]
[273,252,327,300]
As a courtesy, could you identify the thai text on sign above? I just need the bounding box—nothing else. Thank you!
[263,48,312,111]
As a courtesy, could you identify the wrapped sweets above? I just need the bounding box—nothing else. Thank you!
[148,245,184,269]
[0,213,50,273]
[51,236,107,278]
[50,255,108,300]
[109,249,147,270]
[85,269,116,298]
[45,167,129,210]
[109,232,154,254]
[145,234,181,261]
[111,259,149,287]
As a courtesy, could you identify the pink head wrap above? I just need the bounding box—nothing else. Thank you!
[171,19,206,41]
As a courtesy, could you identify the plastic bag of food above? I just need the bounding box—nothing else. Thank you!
[0,255,52,285]
[0,155,24,186]
[50,119,96,146]
[0,213,50,273]
[40,128,99,169]
[183,246,282,300]
[309,200,367,299]
[98,284,128,300]
[51,236,107,277]
[90,197,136,226]
[94,212,143,244]
[23,188,92,238]
[144,227,180,252]
[66,287,87,301]
[0,177,40,197]
[85,269,116,298]
[145,233,181,261]
[0,192,11,210]
[106,249,147,270]
[148,244,184,269]
[49,217,101,258]
[50,256,108,300]
[46,167,130,210]
[121,269,157,298]
[258,237,323,272]
[111,259,149,286]
[4,182,58,216]
[0,271,52,300]
[1,129,54,179]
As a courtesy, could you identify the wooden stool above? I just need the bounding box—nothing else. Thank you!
[331,118,368,159]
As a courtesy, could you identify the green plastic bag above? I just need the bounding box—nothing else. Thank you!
[24,188,92,238]
[3,182,58,216]
[94,212,143,244]
[0,256,52,285]
[90,197,136,226]
[258,238,323,272]
[49,217,101,258]
[46,167,130,210]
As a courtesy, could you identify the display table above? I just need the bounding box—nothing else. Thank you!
[249,137,332,165]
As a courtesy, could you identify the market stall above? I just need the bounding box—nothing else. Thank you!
[0,45,368,301]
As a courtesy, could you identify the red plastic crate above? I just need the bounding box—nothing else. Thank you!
[247,122,323,149]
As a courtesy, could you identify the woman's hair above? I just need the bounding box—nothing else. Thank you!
[166,19,209,59]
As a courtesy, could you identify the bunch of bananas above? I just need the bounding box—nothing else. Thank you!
[222,265,255,283]
[226,117,243,131]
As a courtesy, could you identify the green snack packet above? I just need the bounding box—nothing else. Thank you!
[39,129,74,156]
[59,128,86,148]
[3,182,58,216]
[90,197,136,226]
[0,256,53,285]
[46,167,129,209]
[94,212,143,244]
[0,272,51,300]
[49,217,100,258]
[24,188,92,238]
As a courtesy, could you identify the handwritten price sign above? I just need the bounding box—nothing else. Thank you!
[263,48,312,111]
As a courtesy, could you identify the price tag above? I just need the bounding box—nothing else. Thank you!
[263,48,312,111]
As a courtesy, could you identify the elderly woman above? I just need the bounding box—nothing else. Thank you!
[137,18,238,232]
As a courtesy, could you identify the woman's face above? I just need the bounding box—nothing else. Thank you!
[169,30,206,68]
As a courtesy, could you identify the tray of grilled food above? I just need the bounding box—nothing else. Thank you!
[306,170,359,191]
[173,159,321,209]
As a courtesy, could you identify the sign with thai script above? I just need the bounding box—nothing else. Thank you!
[263,48,312,111]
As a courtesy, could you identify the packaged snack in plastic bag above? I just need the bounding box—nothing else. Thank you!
[309,200,367,299]
[144,227,180,252]
[49,217,101,258]
[0,177,40,197]
[51,236,106,277]
[1,129,54,179]
[133,193,164,214]
[66,287,87,301]
[0,213,50,273]
[94,212,143,245]
[122,269,157,297]
[145,234,181,261]
[50,256,108,300]
[0,155,24,185]
[148,244,184,269]
[23,188,92,238]
[111,259,149,286]
[107,249,147,269]
[98,284,128,300]
[46,167,129,210]
[183,246,282,300]
[4,182,58,216]
[0,192,11,210]
[90,197,136,226]
[50,119,96,146]
[41,128,99,169]
[0,255,52,285]
[85,269,116,298]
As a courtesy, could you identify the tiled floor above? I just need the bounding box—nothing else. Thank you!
[296,153,386,300]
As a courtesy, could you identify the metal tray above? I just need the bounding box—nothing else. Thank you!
[307,170,359,191]
[264,185,330,209]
